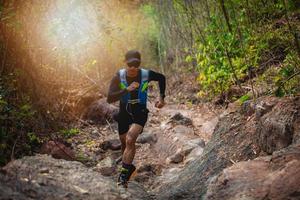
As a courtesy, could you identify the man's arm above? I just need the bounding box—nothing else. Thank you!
[149,70,166,108]
[107,74,128,103]
[149,70,166,100]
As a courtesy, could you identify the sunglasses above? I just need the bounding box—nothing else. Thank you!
[127,65,139,69]
[127,63,140,68]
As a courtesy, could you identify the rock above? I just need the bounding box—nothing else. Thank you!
[137,163,162,175]
[82,99,118,124]
[255,98,277,119]
[257,98,298,154]
[155,167,182,186]
[173,125,194,137]
[156,102,260,199]
[180,146,195,156]
[73,185,89,195]
[205,144,300,200]
[171,139,205,163]
[184,147,204,164]
[94,157,116,176]
[199,117,219,136]
[100,139,121,151]
[40,140,75,161]
[293,100,300,144]
[136,133,158,144]
[166,151,184,164]
[186,138,205,148]
[135,164,162,184]
[91,129,99,137]
[39,168,49,174]
[168,112,193,126]
[156,97,300,200]
[0,154,152,200]
[240,100,256,116]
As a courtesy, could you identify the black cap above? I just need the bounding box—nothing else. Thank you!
[125,50,141,64]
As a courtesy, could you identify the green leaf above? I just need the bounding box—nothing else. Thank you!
[238,94,250,104]
[275,87,285,97]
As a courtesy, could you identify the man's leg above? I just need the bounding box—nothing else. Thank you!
[115,133,127,164]
[122,124,143,164]
[117,112,130,163]
[118,124,142,186]
[119,133,127,154]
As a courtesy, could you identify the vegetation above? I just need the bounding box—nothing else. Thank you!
[153,0,300,98]
[60,128,80,138]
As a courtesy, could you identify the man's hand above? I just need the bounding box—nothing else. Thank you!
[127,82,140,92]
[155,97,165,108]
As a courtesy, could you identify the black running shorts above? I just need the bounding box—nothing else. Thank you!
[115,108,149,135]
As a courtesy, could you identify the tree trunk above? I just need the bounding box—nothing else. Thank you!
[219,0,232,33]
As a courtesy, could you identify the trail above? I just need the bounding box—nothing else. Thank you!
[0,98,221,199]
[70,100,220,192]
[2,95,300,200]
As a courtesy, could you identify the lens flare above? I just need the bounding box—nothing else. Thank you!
[44,0,100,56]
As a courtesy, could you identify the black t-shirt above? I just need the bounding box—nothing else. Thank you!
[107,68,166,111]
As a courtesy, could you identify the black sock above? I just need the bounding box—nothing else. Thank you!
[122,162,132,169]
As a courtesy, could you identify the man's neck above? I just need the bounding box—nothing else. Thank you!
[126,69,140,78]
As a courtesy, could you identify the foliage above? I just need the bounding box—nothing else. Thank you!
[75,151,92,163]
[0,71,40,166]
[27,132,41,145]
[167,0,300,98]
[193,15,249,96]
[274,52,300,96]
[238,94,250,105]
[60,128,80,138]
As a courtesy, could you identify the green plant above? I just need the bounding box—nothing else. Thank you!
[75,151,91,163]
[189,15,251,97]
[60,128,80,138]
[238,94,250,104]
[274,52,300,96]
[27,132,41,145]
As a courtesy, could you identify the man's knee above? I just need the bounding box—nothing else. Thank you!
[120,137,126,145]
[126,135,136,147]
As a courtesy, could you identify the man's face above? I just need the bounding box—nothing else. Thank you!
[126,64,139,77]
[126,60,140,77]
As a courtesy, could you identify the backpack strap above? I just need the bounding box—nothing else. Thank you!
[119,69,130,103]
[138,69,149,105]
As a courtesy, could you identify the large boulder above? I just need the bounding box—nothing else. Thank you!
[40,140,75,161]
[99,139,121,151]
[168,112,193,126]
[156,108,259,199]
[0,154,152,200]
[256,97,300,154]
[82,99,118,124]
[206,144,300,200]
[156,96,300,200]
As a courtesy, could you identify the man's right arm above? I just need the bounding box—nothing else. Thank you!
[107,74,128,103]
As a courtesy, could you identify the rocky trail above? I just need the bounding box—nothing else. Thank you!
[1,95,300,200]
[0,97,220,199]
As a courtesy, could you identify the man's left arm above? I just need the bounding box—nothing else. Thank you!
[148,70,166,108]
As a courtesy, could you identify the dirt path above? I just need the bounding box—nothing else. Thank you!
[68,101,220,191]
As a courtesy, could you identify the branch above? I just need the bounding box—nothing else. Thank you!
[279,70,300,88]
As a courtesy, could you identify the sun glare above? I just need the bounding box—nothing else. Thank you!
[16,0,156,83]
[44,0,100,55]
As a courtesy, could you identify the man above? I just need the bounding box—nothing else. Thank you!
[107,50,166,187]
